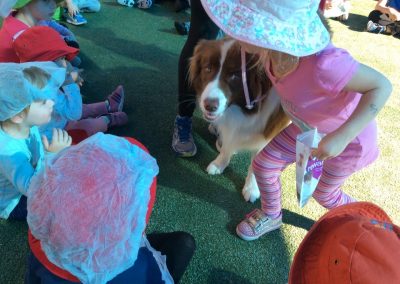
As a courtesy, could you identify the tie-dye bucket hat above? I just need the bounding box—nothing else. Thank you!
[200,0,330,56]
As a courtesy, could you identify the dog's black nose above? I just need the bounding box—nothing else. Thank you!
[204,98,219,112]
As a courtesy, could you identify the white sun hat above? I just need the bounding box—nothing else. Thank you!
[200,0,330,56]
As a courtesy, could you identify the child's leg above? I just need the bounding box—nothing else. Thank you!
[315,173,355,209]
[368,10,383,24]
[81,103,108,119]
[76,0,101,12]
[8,196,27,220]
[312,162,356,209]
[254,124,299,218]
[81,86,125,118]
[25,250,77,284]
[147,231,195,283]
[65,117,108,136]
[66,112,128,136]
[236,124,298,241]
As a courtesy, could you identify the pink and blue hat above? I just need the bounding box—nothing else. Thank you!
[200,0,330,56]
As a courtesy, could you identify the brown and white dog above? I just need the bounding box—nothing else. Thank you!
[189,39,290,202]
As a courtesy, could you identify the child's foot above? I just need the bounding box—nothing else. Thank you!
[103,112,128,127]
[366,20,385,34]
[64,10,88,26]
[137,0,152,9]
[106,85,125,113]
[236,209,282,241]
[117,0,135,7]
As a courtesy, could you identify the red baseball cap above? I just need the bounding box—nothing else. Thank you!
[289,202,400,283]
[13,26,79,63]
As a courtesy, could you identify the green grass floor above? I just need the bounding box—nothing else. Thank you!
[1,0,400,283]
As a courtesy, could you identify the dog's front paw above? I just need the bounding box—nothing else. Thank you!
[206,163,223,175]
[242,185,260,203]
[242,174,260,203]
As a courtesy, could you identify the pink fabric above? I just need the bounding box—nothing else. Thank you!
[253,124,362,218]
[81,102,108,119]
[265,43,379,169]
[0,13,29,63]
[65,117,108,136]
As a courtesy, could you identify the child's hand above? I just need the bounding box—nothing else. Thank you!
[71,69,84,87]
[42,129,72,153]
[311,132,349,161]
[67,2,80,16]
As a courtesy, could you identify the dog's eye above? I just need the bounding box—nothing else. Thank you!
[204,65,212,73]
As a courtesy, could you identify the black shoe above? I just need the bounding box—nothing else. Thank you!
[65,39,80,49]
[387,21,400,36]
[174,21,190,35]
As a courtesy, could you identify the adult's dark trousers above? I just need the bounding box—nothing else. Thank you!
[177,0,220,117]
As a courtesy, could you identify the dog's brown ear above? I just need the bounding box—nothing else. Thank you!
[188,40,207,90]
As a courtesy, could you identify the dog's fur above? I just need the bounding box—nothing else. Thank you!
[189,39,290,202]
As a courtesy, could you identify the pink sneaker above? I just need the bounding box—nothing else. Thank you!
[236,209,282,241]
[107,85,125,113]
[107,112,128,127]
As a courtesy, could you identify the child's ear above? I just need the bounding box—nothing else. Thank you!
[9,111,27,124]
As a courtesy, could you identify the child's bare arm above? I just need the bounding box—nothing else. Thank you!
[313,64,392,160]
[375,0,400,21]
[65,0,79,16]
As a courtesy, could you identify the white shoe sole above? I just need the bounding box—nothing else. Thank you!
[236,223,282,241]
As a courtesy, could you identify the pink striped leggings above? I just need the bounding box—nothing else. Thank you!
[253,124,360,219]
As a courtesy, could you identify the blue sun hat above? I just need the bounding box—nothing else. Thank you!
[200,0,330,56]
[0,62,65,121]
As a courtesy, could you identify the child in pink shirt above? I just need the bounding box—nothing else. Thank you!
[200,0,392,241]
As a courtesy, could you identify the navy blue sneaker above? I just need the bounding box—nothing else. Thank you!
[172,115,197,157]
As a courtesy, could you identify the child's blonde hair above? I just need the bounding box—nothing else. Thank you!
[22,66,51,90]
[255,10,332,78]
[11,67,52,118]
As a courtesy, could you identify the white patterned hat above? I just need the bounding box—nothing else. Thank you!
[200,0,330,56]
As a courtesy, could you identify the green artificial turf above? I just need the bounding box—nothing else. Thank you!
[1,0,399,283]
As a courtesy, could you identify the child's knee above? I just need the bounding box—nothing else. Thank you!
[314,190,356,209]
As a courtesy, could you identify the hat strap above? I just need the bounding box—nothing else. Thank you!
[241,48,267,110]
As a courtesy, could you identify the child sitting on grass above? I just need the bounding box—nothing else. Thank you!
[14,26,128,139]
[61,0,101,26]
[0,62,71,220]
[26,133,195,283]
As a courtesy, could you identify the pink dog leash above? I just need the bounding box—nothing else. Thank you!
[241,48,267,110]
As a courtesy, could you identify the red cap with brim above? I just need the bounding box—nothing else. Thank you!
[289,202,400,284]
[13,26,79,62]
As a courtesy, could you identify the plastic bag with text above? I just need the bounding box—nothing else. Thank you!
[295,128,324,208]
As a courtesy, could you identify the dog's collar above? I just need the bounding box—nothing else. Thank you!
[241,48,267,110]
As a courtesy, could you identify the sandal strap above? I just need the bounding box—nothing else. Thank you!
[245,209,270,233]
